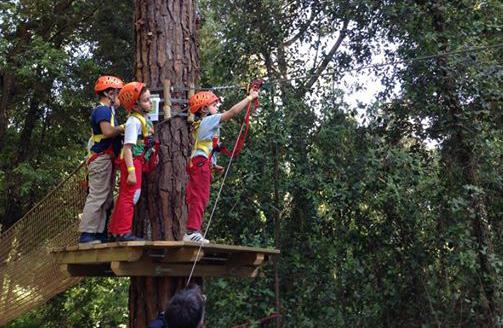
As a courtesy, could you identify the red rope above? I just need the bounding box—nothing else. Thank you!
[218,98,257,158]
[217,79,263,158]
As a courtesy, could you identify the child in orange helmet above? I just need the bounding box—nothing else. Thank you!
[79,75,124,244]
[183,89,259,243]
[108,82,156,241]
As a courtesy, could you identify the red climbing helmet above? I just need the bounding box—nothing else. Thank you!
[118,82,145,112]
[189,91,220,114]
[94,76,124,94]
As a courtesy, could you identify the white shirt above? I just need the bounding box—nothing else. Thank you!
[124,115,144,145]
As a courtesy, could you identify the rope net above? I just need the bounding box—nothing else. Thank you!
[0,162,87,325]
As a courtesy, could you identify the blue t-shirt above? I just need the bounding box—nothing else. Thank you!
[193,114,222,164]
[90,105,121,155]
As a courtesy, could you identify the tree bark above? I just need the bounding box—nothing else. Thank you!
[0,72,13,154]
[131,1,200,327]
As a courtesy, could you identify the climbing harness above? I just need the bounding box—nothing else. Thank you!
[90,109,116,144]
[115,81,159,172]
[121,111,159,173]
[86,105,119,166]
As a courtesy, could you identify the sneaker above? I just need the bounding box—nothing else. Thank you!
[183,232,209,244]
[113,234,144,242]
[78,232,101,244]
[95,232,109,243]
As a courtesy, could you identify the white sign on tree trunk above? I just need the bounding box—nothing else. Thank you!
[149,93,160,121]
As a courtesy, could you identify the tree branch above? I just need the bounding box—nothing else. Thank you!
[282,6,321,48]
[300,19,349,95]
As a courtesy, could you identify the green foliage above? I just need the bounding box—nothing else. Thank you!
[206,274,277,326]
[199,0,502,326]
[5,278,129,328]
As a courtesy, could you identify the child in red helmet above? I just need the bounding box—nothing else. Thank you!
[108,82,156,241]
[79,75,124,244]
[183,89,259,243]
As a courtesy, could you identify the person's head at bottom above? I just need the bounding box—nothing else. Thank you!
[149,284,205,328]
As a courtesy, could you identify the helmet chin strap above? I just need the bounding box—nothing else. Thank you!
[134,101,149,115]
[105,90,117,107]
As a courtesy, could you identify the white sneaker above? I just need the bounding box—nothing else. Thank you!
[183,232,210,244]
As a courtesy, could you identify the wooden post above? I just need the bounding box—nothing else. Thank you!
[162,80,171,120]
[187,83,195,123]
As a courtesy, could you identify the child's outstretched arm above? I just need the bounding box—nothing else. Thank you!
[220,90,259,122]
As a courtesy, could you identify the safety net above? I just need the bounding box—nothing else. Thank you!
[0,162,87,325]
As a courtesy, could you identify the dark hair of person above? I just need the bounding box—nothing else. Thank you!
[98,87,115,99]
[165,285,204,328]
[140,86,148,97]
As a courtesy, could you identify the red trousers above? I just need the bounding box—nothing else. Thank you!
[109,157,143,235]
[186,156,212,231]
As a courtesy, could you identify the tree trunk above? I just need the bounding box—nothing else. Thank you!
[0,72,13,154]
[2,93,43,231]
[130,1,200,327]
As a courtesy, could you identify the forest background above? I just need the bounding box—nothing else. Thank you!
[0,0,501,327]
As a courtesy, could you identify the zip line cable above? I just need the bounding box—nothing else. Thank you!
[170,43,503,92]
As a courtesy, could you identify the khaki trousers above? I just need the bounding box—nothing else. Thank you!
[79,154,115,233]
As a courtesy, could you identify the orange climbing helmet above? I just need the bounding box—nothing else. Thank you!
[118,82,146,112]
[94,75,124,94]
[189,91,220,114]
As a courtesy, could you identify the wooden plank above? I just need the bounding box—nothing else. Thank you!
[144,241,280,255]
[199,255,228,264]
[228,253,265,266]
[57,247,144,264]
[53,241,280,256]
[59,264,72,278]
[111,261,259,278]
[151,248,205,263]
[56,241,150,253]
[61,264,115,277]
[112,241,148,248]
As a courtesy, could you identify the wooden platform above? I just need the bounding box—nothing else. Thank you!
[52,241,280,278]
